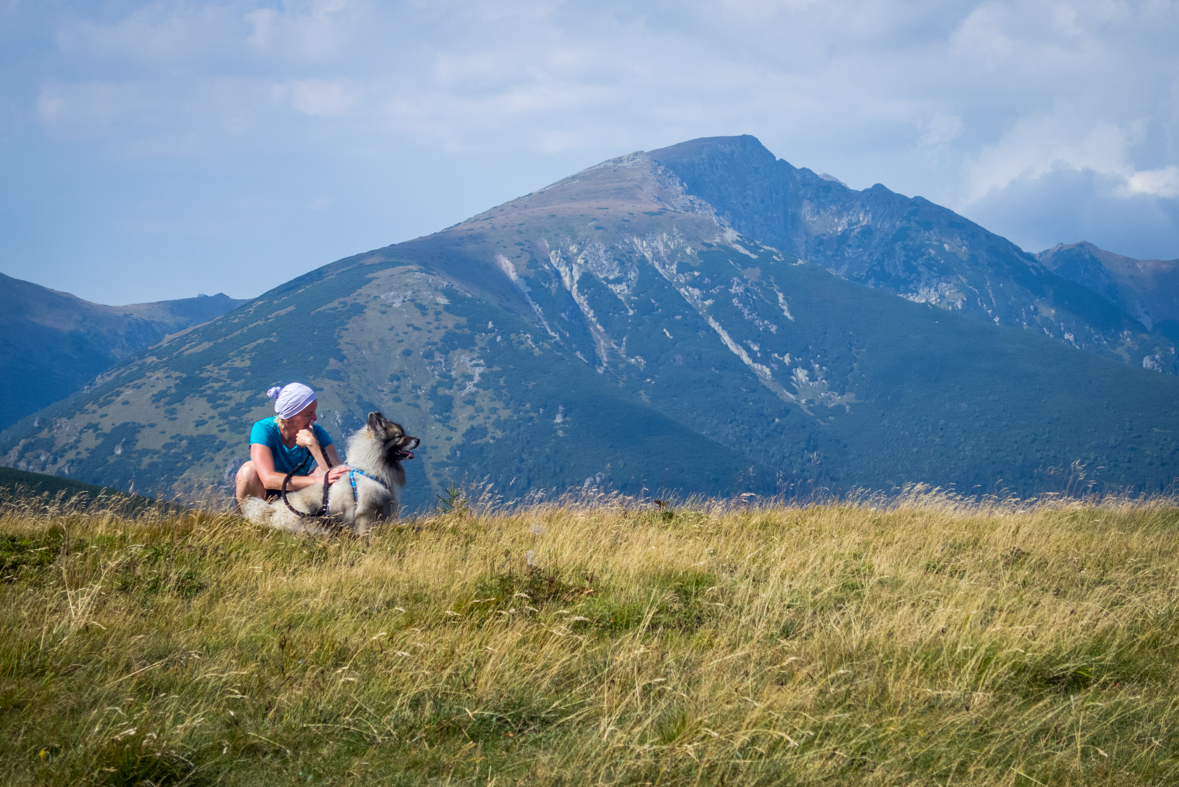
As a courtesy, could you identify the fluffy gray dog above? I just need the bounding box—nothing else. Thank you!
[241,412,419,536]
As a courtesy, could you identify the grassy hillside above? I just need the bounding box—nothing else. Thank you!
[3,492,1178,785]
[0,467,165,513]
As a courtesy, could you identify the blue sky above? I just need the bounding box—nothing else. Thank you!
[2,0,1178,304]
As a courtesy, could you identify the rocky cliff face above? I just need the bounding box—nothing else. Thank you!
[4,140,1179,507]
[650,136,1175,373]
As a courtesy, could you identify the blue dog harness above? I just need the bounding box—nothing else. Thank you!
[348,468,388,499]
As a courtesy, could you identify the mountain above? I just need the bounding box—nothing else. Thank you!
[1036,242,1179,350]
[3,139,1179,509]
[649,136,1175,373]
[0,272,248,431]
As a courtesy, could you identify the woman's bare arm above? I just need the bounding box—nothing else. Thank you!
[296,428,328,470]
[323,443,350,483]
[249,444,326,491]
[296,431,350,483]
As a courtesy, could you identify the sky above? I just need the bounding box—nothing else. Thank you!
[2,0,1178,305]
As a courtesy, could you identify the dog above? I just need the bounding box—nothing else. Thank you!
[241,412,419,536]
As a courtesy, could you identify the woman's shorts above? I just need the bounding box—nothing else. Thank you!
[264,488,283,502]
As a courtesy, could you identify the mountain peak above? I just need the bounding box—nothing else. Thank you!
[650,134,778,167]
[449,149,722,245]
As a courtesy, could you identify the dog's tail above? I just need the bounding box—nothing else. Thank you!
[240,496,275,527]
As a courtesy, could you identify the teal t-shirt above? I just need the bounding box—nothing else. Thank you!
[249,417,334,475]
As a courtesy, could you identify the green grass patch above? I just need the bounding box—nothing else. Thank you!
[3,496,1179,785]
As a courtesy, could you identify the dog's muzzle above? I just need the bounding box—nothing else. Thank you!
[394,437,420,461]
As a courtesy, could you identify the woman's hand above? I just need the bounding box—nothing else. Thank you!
[326,465,352,484]
[295,428,320,450]
[296,427,330,476]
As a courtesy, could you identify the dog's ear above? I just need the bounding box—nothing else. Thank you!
[367,412,385,432]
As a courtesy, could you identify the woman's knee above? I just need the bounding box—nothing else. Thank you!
[235,461,260,489]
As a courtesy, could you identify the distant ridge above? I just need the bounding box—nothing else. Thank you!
[1037,241,1179,344]
[0,272,248,430]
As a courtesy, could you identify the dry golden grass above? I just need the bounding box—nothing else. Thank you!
[2,488,1179,785]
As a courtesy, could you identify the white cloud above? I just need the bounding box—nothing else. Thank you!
[52,2,246,64]
[917,112,963,151]
[242,0,361,60]
[24,0,1176,175]
[964,112,1136,202]
[244,8,278,49]
[1125,166,1179,199]
[961,164,1179,259]
[36,81,140,130]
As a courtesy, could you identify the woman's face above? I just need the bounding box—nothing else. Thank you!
[288,400,318,431]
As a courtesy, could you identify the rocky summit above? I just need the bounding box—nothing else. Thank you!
[651,136,1175,372]
[3,137,1178,509]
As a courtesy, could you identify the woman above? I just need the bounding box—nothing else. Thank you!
[234,382,350,510]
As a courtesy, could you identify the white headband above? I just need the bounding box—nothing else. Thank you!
[266,383,316,420]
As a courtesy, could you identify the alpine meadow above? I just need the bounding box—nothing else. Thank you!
[3,135,1179,786]
[3,489,1179,785]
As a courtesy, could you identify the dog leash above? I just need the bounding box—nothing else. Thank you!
[280,448,335,520]
[277,442,394,521]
